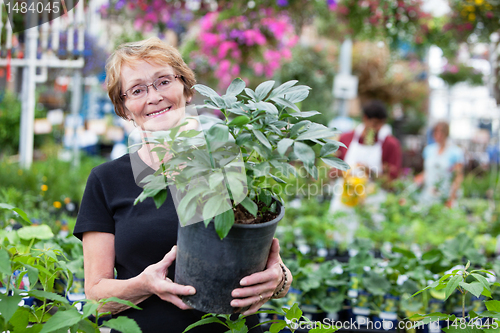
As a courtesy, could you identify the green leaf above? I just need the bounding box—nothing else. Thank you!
[193,84,219,99]
[77,319,97,333]
[271,97,300,112]
[0,203,30,223]
[290,120,311,138]
[0,293,23,323]
[250,101,279,115]
[267,80,298,100]
[236,132,253,146]
[39,308,82,333]
[293,142,315,166]
[270,174,286,184]
[284,87,310,104]
[255,80,275,101]
[226,78,246,96]
[320,142,341,157]
[101,297,142,310]
[471,273,491,294]
[291,111,321,118]
[182,316,226,332]
[10,306,31,331]
[252,130,272,150]
[244,88,258,101]
[153,189,168,209]
[269,321,287,333]
[203,195,226,221]
[28,290,69,305]
[240,197,258,217]
[277,138,294,157]
[207,124,229,143]
[485,300,500,312]
[0,248,11,276]
[459,281,484,298]
[285,303,302,321]
[214,209,235,240]
[103,317,142,333]
[296,128,339,141]
[321,157,350,171]
[17,225,54,240]
[228,115,250,126]
[444,275,462,300]
[82,301,100,319]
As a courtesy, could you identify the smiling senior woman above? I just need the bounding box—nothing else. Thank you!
[73,37,291,333]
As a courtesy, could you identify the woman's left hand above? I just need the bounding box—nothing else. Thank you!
[230,238,291,315]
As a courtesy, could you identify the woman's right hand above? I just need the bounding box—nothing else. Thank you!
[140,245,196,310]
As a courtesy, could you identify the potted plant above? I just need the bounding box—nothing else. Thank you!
[134,78,349,314]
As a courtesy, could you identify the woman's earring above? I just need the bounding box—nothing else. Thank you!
[129,118,137,127]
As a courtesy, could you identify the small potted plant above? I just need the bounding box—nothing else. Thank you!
[135,78,349,314]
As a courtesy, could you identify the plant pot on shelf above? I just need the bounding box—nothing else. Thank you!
[175,201,285,314]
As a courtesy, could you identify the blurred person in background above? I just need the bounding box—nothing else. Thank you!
[415,121,464,207]
[328,100,402,243]
[330,100,402,211]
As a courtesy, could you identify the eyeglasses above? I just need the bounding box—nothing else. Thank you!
[122,74,181,100]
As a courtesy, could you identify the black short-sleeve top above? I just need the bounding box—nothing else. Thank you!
[74,154,261,333]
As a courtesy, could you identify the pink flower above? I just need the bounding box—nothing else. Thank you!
[486,12,494,19]
[230,64,240,76]
[449,65,459,73]
[144,12,158,23]
[253,63,264,76]
[202,33,220,48]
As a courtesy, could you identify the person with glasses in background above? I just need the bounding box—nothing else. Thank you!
[73,37,291,333]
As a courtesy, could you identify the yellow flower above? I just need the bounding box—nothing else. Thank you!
[467,5,475,11]
[41,184,48,191]
[475,0,484,5]
[64,197,71,204]
[53,201,62,209]
[485,3,492,9]
[17,169,23,176]
[469,13,476,21]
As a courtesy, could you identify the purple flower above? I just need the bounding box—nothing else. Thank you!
[115,0,125,10]
[276,0,288,7]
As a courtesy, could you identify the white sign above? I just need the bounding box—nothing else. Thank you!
[333,74,359,99]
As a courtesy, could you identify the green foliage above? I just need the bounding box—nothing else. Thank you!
[0,204,142,332]
[0,154,105,230]
[0,92,47,156]
[409,261,500,332]
[183,302,338,333]
[137,78,348,239]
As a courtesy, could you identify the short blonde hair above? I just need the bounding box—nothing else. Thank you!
[105,37,196,119]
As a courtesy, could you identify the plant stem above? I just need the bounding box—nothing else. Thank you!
[462,292,466,319]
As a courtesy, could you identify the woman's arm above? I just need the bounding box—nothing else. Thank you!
[230,238,292,315]
[447,162,464,206]
[83,231,195,314]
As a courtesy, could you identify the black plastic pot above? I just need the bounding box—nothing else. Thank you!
[174,202,285,314]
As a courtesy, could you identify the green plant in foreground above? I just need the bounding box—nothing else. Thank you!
[409,261,500,332]
[136,78,349,239]
[0,204,142,333]
[183,303,337,333]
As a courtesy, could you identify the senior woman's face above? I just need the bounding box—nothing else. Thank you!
[121,61,187,131]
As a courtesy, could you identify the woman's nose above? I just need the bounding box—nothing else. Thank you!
[147,87,164,104]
